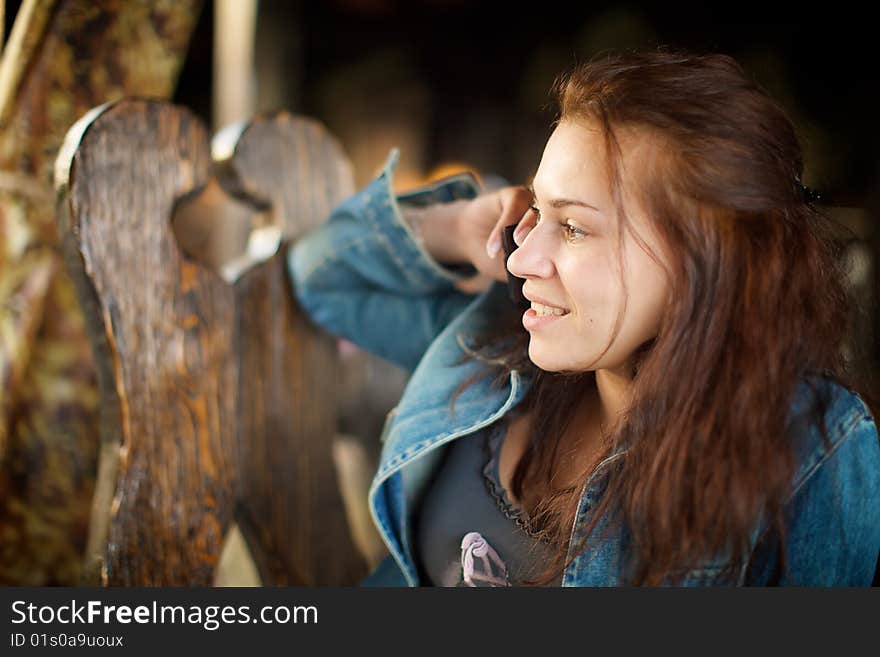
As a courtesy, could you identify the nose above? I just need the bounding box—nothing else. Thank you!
[505,222,556,280]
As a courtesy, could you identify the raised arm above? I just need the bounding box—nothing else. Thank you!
[286,149,483,373]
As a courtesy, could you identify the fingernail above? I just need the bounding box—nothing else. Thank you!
[486,238,500,258]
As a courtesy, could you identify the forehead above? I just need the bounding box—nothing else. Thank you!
[533,120,610,199]
[536,120,669,262]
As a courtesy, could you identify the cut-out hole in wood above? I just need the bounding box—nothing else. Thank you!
[55,99,366,586]
[171,178,281,284]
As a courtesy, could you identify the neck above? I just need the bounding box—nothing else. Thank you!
[593,361,635,434]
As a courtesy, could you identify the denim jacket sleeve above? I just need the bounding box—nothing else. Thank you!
[286,148,483,373]
[745,392,880,585]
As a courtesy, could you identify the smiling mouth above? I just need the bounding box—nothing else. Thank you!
[530,302,570,317]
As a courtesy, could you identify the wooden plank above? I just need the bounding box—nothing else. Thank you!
[223,111,365,584]
[0,0,202,586]
[58,99,367,585]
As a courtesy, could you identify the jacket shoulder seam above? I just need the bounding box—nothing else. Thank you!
[739,405,873,584]
[786,407,870,504]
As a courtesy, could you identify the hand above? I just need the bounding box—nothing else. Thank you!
[456,185,534,283]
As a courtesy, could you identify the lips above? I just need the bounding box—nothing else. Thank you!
[522,291,570,314]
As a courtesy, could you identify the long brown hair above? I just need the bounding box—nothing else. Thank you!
[450,48,878,585]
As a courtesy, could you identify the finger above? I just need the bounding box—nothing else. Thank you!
[485,188,532,258]
[485,218,504,259]
[493,193,532,252]
[487,253,509,283]
[485,206,518,258]
[513,209,536,246]
[486,193,520,257]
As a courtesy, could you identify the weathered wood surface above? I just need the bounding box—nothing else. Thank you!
[230,112,365,584]
[57,99,367,585]
[216,112,356,240]
[0,0,202,585]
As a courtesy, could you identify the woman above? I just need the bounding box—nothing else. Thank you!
[288,49,880,586]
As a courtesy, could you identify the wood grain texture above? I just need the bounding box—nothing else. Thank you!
[58,99,366,585]
[217,111,356,241]
[0,0,202,585]
[228,111,362,585]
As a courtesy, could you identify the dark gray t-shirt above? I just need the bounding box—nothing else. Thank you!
[413,415,563,587]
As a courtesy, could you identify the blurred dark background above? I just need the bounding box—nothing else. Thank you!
[168,0,879,206]
[5,1,875,202]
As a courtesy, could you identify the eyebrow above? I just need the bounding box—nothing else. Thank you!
[526,179,603,214]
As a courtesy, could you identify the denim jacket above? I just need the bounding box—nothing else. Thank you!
[287,148,880,587]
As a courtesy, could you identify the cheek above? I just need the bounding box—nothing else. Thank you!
[622,252,669,342]
[560,253,622,334]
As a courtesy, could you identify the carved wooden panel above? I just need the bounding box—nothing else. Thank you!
[56,99,366,585]
[0,0,202,586]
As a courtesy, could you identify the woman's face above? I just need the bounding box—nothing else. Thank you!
[506,119,671,375]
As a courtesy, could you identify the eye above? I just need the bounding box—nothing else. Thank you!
[529,205,588,242]
[563,222,588,241]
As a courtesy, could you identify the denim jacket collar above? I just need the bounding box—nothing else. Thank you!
[368,280,638,586]
[369,282,525,585]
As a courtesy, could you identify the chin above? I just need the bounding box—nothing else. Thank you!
[528,344,572,373]
[528,343,601,374]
